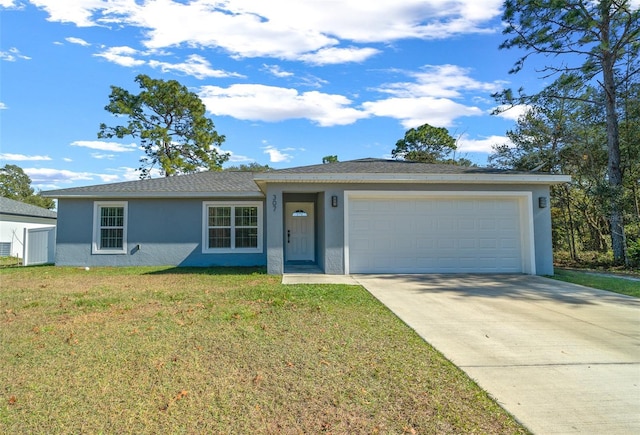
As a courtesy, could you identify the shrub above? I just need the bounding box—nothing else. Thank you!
[628,239,640,267]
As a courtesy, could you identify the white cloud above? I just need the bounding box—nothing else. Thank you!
[263,145,292,163]
[377,65,505,99]
[28,0,104,27]
[63,157,73,162]
[299,46,380,65]
[226,152,255,164]
[94,46,243,79]
[0,153,52,161]
[91,153,116,160]
[27,1,503,62]
[107,167,138,182]
[493,104,531,121]
[456,134,512,153]
[361,64,503,128]
[27,165,161,189]
[94,46,145,67]
[0,102,7,110]
[363,97,482,128]
[0,0,20,9]
[70,140,138,152]
[148,54,243,79]
[0,47,30,61]
[262,64,294,78]
[65,36,90,46]
[24,167,96,185]
[199,84,369,127]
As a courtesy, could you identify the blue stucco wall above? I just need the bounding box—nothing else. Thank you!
[55,197,266,267]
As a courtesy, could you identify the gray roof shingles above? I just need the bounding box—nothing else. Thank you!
[43,171,261,197]
[0,197,57,219]
[272,158,520,174]
[42,158,553,198]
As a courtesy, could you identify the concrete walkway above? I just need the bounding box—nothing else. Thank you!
[352,274,640,434]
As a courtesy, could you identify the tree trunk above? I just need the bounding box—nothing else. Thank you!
[562,185,578,261]
[600,7,627,265]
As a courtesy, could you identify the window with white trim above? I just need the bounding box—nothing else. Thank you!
[92,201,128,254]
[203,202,263,253]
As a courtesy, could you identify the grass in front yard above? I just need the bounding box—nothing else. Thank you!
[1,266,527,434]
[0,256,21,267]
[552,268,640,297]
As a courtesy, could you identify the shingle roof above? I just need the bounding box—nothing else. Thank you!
[254,158,569,185]
[0,197,57,219]
[273,158,521,174]
[43,171,263,198]
[43,159,569,199]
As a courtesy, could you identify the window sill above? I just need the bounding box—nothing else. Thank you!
[202,248,263,254]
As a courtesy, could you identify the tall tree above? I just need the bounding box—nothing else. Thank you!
[392,123,459,164]
[491,85,612,260]
[497,0,640,265]
[0,164,55,209]
[98,74,229,178]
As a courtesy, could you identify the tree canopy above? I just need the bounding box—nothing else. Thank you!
[392,123,471,166]
[98,74,229,178]
[224,162,272,172]
[496,0,640,265]
[0,164,55,209]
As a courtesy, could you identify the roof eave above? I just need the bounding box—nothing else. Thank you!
[253,173,572,185]
[0,212,57,219]
[44,191,265,199]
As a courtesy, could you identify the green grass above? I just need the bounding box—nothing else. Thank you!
[0,256,21,267]
[0,266,528,434]
[552,268,640,297]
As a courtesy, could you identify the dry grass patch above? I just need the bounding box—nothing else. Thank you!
[1,266,528,434]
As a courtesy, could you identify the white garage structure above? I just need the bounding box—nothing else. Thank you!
[345,191,535,274]
[0,197,57,264]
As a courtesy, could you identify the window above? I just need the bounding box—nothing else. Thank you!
[203,202,262,253]
[92,201,128,254]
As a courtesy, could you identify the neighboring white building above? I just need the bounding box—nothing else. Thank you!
[0,197,57,258]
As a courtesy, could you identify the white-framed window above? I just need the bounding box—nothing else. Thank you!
[202,201,263,253]
[92,201,128,254]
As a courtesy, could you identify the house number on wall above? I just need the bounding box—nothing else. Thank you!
[272,194,277,212]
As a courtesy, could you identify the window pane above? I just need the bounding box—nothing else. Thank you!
[209,228,231,248]
[235,228,258,248]
[100,228,123,249]
[235,207,257,227]
[101,207,123,227]
[209,207,231,226]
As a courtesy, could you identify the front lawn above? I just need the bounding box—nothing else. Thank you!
[0,266,527,434]
[552,268,640,298]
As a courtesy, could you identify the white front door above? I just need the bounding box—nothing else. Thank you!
[285,202,315,262]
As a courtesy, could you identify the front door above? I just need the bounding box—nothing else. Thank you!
[285,202,315,262]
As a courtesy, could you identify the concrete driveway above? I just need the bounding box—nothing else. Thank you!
[353,274,640,435]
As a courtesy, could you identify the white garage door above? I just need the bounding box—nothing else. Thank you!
[347,194,530,274]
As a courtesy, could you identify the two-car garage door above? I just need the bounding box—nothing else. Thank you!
[346,193,533,274]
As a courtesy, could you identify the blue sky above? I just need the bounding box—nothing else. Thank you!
[1,0,543,191]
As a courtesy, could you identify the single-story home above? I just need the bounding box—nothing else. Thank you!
[0,196,57,258]
[43,158,570,275]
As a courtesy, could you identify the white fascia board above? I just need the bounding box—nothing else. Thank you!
[254,173,571,185]
[45,191,265,199]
